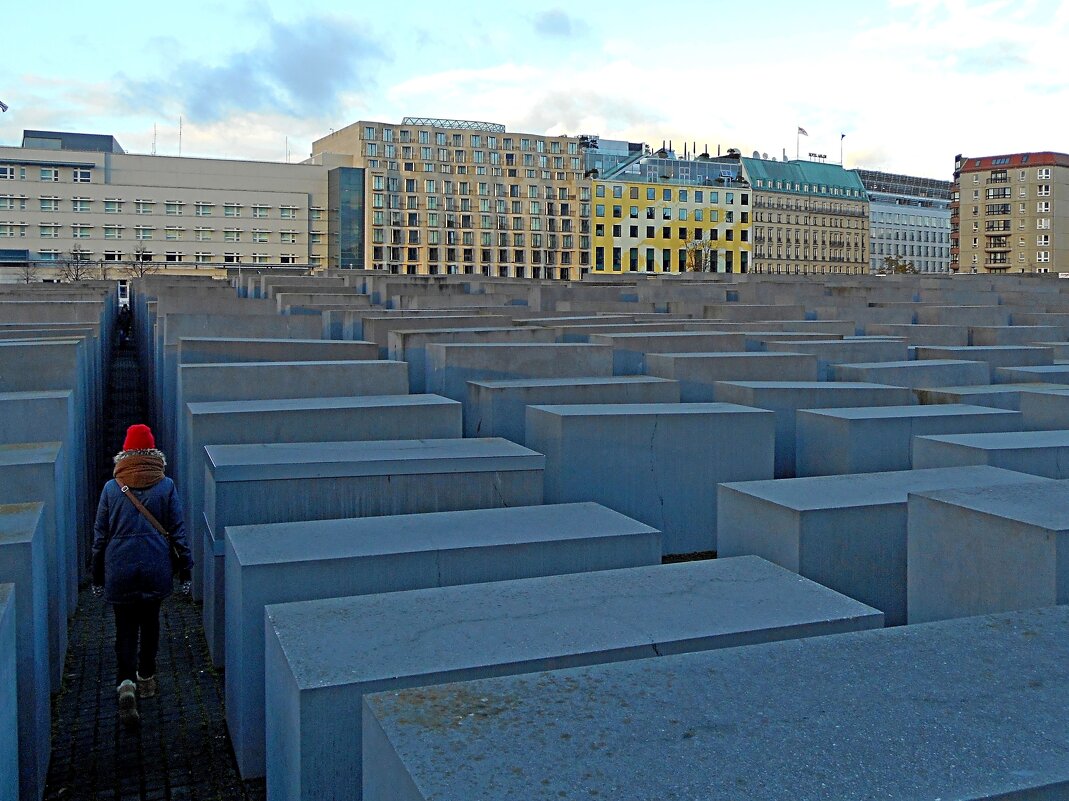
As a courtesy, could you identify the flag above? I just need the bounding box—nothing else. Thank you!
[0,100,8,113]
[841,133,846,140]
[798,126,808,136]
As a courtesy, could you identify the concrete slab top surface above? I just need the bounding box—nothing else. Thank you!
[927,383,1069,395]
[0,502,44,543]
[0,390,71,401]
[268,556,880,689]
[654,351,807,360]
[800,403,1018,420]
[921,429,1069,450]
[720,466,1047,510]
[467,376,676,389]
[205,437,544,481]
[527,402,768,417]
[0,442,61,466]
[226,502,659,566]
[837,359,985,369]
[186,394,455,416]
[365,605,1069,801]
[911,480,1069,530]
[591,331,742,341]
[181,359,397,370]
[716,381,899,390]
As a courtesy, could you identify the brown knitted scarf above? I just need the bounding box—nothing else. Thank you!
[113,450,166,489]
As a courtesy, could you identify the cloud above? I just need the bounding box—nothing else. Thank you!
[121,12,387,123]
[533,9,586,38]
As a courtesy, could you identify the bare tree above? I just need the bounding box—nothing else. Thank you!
[16,261,41,284]
[57,249,96,282]
[879,255,917,275]
[684,238,717,272]
[96,259,114,281]
[122,245,160,279]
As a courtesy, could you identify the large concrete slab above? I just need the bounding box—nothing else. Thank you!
[183,393,460,600]
[226,502,661,778]
[718,466,1049,625]
[866,323,968,346]
[908,481,1069,623]
[177,337,378,365]
[916,345,1054,370]
[764,339,909,380]
[266,557,882,801]
[795,403,1022,476]
[425,342,613,402]
[831,359,990,390]
[526,403,774,554]
[202,438,544,666]
[1017,387,1069,430]
[913,429,1069,478]
[917,383,1069,411]
[0,504,49,801]
[0,442,67,690]
[995,364,1069,385]
[587,331,747,375]
[465,376,680,441]
[363,605,1069,801]
[969,325,1063,346]
[714,382,916,477]
[644,352,819,401]
[0,584,15,801]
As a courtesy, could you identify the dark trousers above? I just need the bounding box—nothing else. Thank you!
[113,600,161,685]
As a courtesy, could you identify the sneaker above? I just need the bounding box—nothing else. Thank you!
[117,679,139,725]
[136,672,157,698]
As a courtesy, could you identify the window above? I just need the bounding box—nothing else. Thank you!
[72,169,91,183]
[39,223,60,238]
[164,226,183,240]
[280,206,297,219]
[194,251,213,263]
[1037,201,1051,213]
[223,228,241,242]
[223,252,242,264]
[71,224,91,239]
[0,166,17,180]
[104,226,123,240]
[0,195,24,211]
[1037,251,1050,263]
[280,231,298,244]
[252,229,269,244]
[252,205,269,218]
[40,168,59,182]
[195,227,213,241]
[195,203,214,216]
[40,197,59,212]
[1037,218,1051,229]
[104,200,122,214]
[134,226,154,240]
[135,200,154,215]
[165,201,184,216]
[224,204,241,217]
[1038,168,1052,180]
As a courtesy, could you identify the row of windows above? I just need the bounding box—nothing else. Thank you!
[595,186,748,205]
[969,167,1053,181]
[0,166,92,183]
[370,196,579,217]
[752,247,866,263]
[0,196,311,218]
[596,205,745,223]
[752,178,863,198]
[371,246,577,266]
[872,243,951,258]
[870,210,951,227]
[964,252,1052,265]
[365,158,578,182]
[33,249,308,264]
[593,246,748,272]
[870,229,949,243]
[365,143,581,171]
[371,176,587,201]
[362,127,579,155]
[596,224,745,243]
[0,223,304,243]
[373,229,580,248]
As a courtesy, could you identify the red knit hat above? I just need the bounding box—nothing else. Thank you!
[122,424,155,451]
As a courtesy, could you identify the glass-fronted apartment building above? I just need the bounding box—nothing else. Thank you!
[856,169,951,273]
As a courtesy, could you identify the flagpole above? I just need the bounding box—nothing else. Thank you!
[796,128,799,161]
[840,134,845,165]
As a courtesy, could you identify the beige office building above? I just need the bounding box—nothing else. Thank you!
[0,130,329,278]
[311,117,589,279]
[951,152,1069,274]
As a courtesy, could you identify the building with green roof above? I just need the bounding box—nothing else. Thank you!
[741,157,870,275]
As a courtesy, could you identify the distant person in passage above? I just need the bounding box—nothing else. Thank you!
[117,304,132,346]
[92,424,192,726]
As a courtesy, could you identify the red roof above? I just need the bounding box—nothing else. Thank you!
[958,152,1069,172]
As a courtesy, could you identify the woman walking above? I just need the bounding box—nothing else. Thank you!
[92,424,192,726]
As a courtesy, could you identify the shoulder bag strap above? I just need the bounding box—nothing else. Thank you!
[119,484,175,550]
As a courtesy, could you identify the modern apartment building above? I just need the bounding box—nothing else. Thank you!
[856,169,951,274]
[310,117,589,279]
[0,130,329,275]
[586,140,752,274]
[742,157,869,275]
[950,152,1069,274]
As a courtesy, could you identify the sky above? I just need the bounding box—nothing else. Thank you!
[3,0,1068,180]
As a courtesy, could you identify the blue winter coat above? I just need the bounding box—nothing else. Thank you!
[92,476,192,604]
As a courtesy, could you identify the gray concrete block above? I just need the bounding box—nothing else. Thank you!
[425,343,613,402]
[177,337,378,365]
[0,504,49,801]
[0,443,67,690]
[714,382,916,478]
[916,304,1010,327]
[917,383,1069,411]
[969,325,1063,346]
[908,481,1069,623]
[526,403,774,554]
[913,430,1069,478]
[202,438,544,666]
[587,331,747,375]
[0,584,15,801]
[226,502,661,778]
[362,605,1069,801]
[831,359,991,390]
[644,352,819,401]
[995,364,1069,385]
[865,323,968,346]
[266,557,882,801]
[465,376,680,441]
[1018,387,1069,430]
[916,345,1054,370]
[718,466,1049,625]
[795,404,1022,476]
[764,339,909,380]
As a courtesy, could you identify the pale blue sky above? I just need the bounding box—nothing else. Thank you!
[4,0,1068,178]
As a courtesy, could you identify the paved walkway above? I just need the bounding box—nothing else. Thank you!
[44,337,264,800]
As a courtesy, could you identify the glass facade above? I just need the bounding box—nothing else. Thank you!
[858,170,951,274]
[328,167,365,269]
